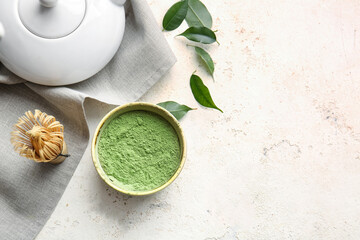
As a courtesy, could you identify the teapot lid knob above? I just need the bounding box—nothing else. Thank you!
[39,0,58,8]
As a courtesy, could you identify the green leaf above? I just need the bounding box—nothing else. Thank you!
[157,101,195,120]
[162,0,189,31]
[193,46,214,77]
[178,27,216,44]
[190,74,223,112]
[185,0,213,28]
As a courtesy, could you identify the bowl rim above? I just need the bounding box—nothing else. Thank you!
[91,102,186,196]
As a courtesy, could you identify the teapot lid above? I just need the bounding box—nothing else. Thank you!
[18,0,86,39]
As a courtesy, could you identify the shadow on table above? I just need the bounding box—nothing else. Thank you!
[92,172,174,226]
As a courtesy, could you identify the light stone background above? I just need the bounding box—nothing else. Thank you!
[36,0,360,239]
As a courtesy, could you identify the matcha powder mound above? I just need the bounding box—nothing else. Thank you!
[97,110,181,192]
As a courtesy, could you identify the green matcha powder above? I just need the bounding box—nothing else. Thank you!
[97,110,181,192]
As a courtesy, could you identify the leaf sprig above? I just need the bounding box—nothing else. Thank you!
[190,45,214,78]
[186,0,212,28]
[157,101,195,121]
[160,0,222,120]
[178,27,217,44]
[190,74,222,112]
[162,0,188,31]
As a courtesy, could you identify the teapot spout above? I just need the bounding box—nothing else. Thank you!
[0,22,4,40]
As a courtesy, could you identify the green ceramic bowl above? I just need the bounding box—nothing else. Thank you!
[91,102,186,196]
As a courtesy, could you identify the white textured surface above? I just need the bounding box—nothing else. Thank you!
[36,0,360,239]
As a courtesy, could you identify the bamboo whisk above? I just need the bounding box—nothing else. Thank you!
[11,110,69,164]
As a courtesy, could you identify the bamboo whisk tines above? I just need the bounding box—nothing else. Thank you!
[11,109,69,164]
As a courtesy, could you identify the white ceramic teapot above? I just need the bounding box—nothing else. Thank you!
[0,0,126,86]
